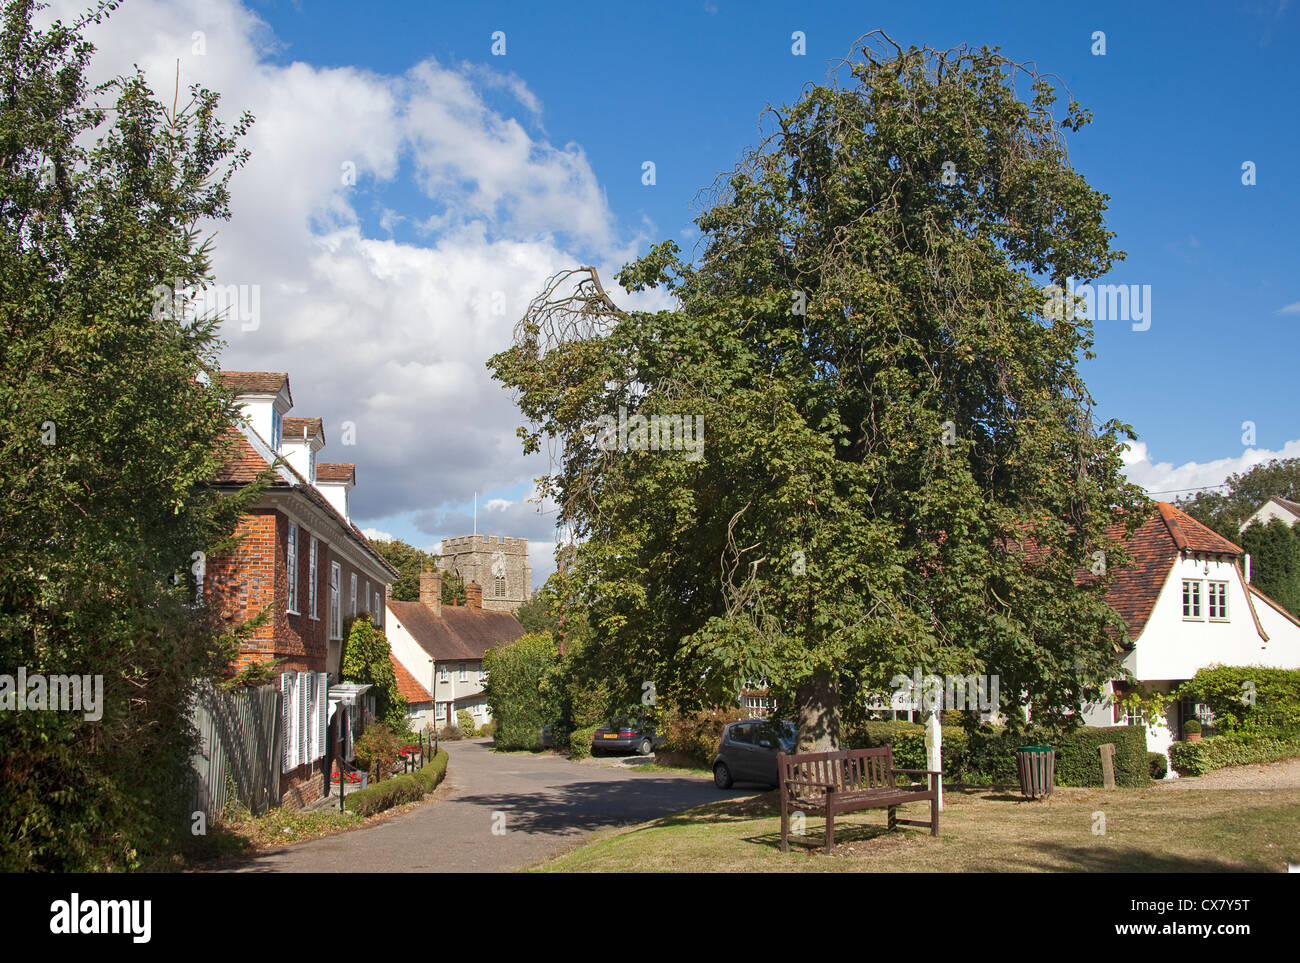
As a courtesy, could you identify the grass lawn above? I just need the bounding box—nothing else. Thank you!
[534,784,1300,872]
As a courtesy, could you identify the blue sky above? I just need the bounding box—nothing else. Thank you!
[60,0,1300,584]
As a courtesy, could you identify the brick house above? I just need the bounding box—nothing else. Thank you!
[386,570,525,732]
[208,371,397,807]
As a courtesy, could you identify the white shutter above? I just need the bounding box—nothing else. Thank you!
[297,673,308,768]
[281,672,299,773]
[317,673,329,762]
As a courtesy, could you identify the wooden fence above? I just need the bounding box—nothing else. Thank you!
[190,683,283,818]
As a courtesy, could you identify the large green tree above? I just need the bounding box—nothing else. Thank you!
[1239,519,1300,617]
[370,537,467,605]
[0,0,255,869]
[1176,457,1300,541]
[490,36,1147,751]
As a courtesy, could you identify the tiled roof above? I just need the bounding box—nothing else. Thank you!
[212,428,276,484]
[1106,503,1241,638]
[316,463,355,483]
[388,653,433,703]
[283,416,323,439]
[219,371,289,396]
[386,600,524,661]
[211,424,398,579]
[1155,502,1242,555]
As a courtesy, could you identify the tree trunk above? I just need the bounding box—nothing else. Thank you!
[796,670,841,752]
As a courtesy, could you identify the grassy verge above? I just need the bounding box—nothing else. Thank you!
[533,784,1300,873]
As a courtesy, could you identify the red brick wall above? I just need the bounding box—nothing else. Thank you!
[209,505,388,678]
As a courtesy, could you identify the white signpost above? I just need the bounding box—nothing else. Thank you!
[925,710,943,812]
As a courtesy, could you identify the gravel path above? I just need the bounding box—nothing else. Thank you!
[1158,756,1300,790]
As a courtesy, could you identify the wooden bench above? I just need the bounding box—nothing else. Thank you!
[778,746,941,854]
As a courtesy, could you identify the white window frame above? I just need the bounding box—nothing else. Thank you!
[350,572,357,617]
[330,562,342,640]
[308,536,319,619]
[459,661,468,683]
[1208,580,1229,621]
[439,662,449,682]
[478,663,487,684]
[287,523,300,614]
[1181,579,1202,620]
[373,589,382,627]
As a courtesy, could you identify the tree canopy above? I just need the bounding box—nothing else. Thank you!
[1239,519,1300,617]
[1176,457,1300,541]
[490,35,1146,750]
[370,536,466,605]
[0,0,256,868]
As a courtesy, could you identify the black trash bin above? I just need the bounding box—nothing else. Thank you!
[1015,745,1055,799]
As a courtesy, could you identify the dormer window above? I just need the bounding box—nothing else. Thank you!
[272,408,282,451]
[307,447,316,484]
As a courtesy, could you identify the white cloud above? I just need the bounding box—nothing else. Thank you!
[1122,438,1300,497]
[44,0,671,555]
[361,528,394,542]
[1275,301,1300,315]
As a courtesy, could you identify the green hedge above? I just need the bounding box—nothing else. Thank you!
[1174,666,1300,738]
[848,721,1150,787]
[1052,726,1150,787]
[1169,734,1300,776]
[1148,751,1168,780]
[567,725,598,760]
[345,748,448,817]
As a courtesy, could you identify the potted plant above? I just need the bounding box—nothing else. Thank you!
[1183,718,1202,742]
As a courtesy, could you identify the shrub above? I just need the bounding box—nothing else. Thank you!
[1051,726,1151,787]
[660,706,744,766]
[482,632,559,750]
[354,722,404,776]
[479,720,495,739]
[1170,733,1300,776]
[1183,718,1201,735]
[345,748,448,816]
[1174,666,1300,738]
[848,722,1149,787]
[456,710,476,737]
[340,616,408,730]
[413,748,449,794]
[1148,751,1168,780]
[567,725,598,760]
[440,725,463,741]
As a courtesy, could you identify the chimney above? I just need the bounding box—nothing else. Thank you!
[465,580,483,611]
[419,569,442,618]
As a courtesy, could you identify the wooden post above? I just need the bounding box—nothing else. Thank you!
[1099,742,1116,789]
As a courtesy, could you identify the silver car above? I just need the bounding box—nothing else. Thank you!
[712,719,797,789]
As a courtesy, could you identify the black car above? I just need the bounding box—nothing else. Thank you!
[591,717,662,756]
[712,719,797,789]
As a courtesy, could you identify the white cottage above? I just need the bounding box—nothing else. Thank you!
[1082,502,1300,758]
[385,571,524,732]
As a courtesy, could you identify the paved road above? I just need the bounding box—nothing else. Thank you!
[230,740,747,872]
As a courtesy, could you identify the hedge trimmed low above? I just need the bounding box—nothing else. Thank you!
[1169,734,1300,776]
[345,748,448,817]
[1148,751,1168,780]
[848,721,1150,787]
